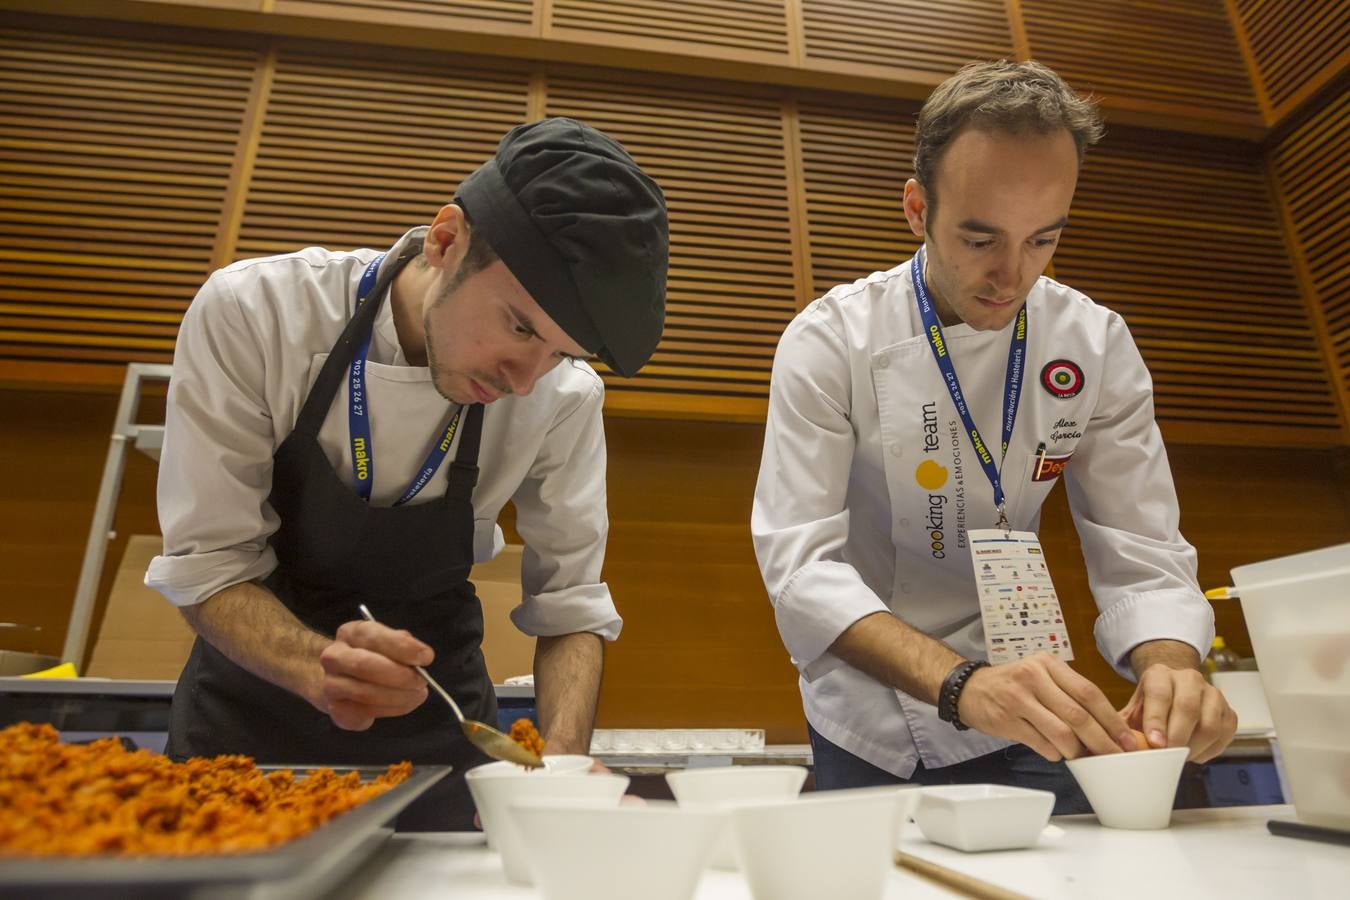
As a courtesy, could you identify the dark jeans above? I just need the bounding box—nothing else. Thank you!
[807,723,1092,815]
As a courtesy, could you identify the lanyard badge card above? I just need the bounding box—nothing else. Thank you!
[912,248,1072,665]
[969,529,1074,664]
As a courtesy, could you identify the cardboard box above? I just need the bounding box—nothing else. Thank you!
[473,544,536,684]
[84,535,196,680]
[84,536,535,684]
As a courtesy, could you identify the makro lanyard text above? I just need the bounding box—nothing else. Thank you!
[348,253,463,506]
[911,247,1027,528]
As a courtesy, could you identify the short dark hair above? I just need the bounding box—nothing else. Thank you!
[913,60,1104,203]
[458,214,499,281]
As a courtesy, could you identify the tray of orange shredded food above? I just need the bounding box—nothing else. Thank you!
[0,722,449,899]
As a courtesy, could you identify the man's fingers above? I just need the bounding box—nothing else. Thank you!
[1037,682,1124,757]
[1043,656,1131,753]
[1006,720,1064,763]
[1138,669,1174,748]
[328,700,375,732]
[1017,692,1087,761]
[1164,673,1205,751]
[322,672,428,715]
[335,620,434,667]
[1190,688,1238,763]
[321,642,427,691]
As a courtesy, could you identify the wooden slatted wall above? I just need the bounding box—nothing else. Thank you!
[232,46,529,261]
[0,9,1344,445]
[1269,89,1350,429]
[274,0,535,31]
[1021,0,1261,129]
[1052,127,1342,444]
[800,0,1013,81]
[0,25,256,377]
[1233,0,1350,122]
[544,74,796,418]
[796,96,917,300]
[549,0,790,60]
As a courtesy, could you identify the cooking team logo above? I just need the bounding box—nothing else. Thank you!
[1040,359,1084,399]
[915,401,966,559]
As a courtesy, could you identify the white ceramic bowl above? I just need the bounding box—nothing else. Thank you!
[510,800,722,900]
[1066,746,1188,829]
[912,784,1055,852]
[464,754,595,850]
[729,786,914,900]
[666,765,808,869]
[466,773,628,884]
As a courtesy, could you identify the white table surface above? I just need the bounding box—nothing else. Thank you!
[332,804,1347,900]
[330,831,959,900]
[901,804,1348,900]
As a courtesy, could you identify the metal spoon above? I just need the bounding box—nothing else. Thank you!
[357,604,543,769]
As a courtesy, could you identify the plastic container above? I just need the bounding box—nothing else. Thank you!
[1204,636,1241,677]
[1232,542,1350,832]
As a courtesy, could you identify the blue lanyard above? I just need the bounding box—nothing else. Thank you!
[911,247,1027,527]
[348,254,464,505]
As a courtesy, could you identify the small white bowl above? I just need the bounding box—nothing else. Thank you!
[666,765,808,870]
[729,786,913,900]
[466,772,628,884]
[464,755,595,851]
[1066,747,1188,829]
[913,784,1055,852]
[510,800,722,900]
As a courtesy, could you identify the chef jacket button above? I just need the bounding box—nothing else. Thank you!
[890,444,902,458]
[899,517,909,527]
[876,356,890,369]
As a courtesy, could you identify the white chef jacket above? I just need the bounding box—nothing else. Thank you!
[752,252,1214,777]
[147,229,622,643]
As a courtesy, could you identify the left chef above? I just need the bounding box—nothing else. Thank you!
[144,117,669,828]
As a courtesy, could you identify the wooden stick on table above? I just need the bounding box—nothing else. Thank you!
[895,851,1034,900]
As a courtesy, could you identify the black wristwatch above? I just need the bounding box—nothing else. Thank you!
[937,660,990,731]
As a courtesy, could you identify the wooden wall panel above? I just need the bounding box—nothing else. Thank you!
[1022,0,1261,128]
[9,384,1344,739]
[1269,88,1350,431]
[274,0,535,30]
[1234,0,1350,121]
[550,0,790,59]
[595,417,805,741]
[0,26,255,372]
[0,388,164,667]
[544,74,797,417]
[1052,127,1343,444]
[796,97,917,300]
[801,0,1013,81]
[232,46,530,261]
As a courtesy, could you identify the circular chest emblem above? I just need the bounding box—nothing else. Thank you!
[1040,359,1084,399]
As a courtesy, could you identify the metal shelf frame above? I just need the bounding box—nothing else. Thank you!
[62,363,173,665]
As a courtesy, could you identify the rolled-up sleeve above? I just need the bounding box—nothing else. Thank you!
[145,272,281,606]
[508,373,621,640]
[752,309,888,671]
[1066,314,1214,678]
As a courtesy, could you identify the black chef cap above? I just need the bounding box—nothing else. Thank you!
[453,117,668,377]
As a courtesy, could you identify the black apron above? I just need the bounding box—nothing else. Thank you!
[167,248,494,829]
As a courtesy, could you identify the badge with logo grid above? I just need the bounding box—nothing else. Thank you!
[969,529,1074,665]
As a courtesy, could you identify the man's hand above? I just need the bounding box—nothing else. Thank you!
[316,620,434,731]
[1121,646,1238,762]
[957,652,1135,761]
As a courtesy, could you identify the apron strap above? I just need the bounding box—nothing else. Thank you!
[294,243,419,438]
[445,402,485,502]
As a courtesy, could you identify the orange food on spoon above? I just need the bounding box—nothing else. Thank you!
[509,718,545,758]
